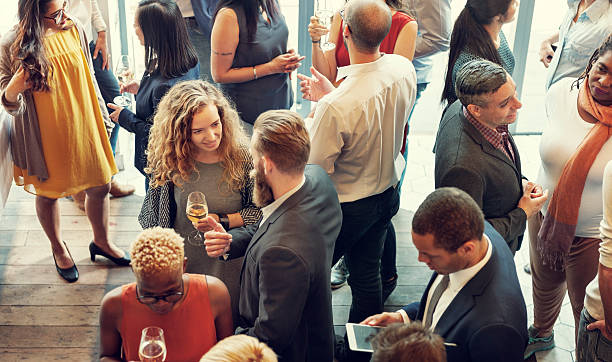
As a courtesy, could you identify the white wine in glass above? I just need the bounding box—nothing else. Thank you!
[139,326,166,362]
[114,55,134,107]
[186,192,208,246]
[316,1,335,51]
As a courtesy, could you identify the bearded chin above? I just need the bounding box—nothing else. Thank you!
[251,167,274,208]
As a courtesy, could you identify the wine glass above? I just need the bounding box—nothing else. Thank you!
[113,55,134,107]
[315,0,336,52]
[186,191,208,246]
[139,326,166,362]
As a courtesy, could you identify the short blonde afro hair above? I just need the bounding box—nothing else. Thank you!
[200,335,277,362]
[131,227,184,277]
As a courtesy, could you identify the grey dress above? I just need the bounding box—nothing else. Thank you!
[173,161,256,325]
[218,1,293,125]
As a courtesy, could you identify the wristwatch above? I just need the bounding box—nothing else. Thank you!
[218,213,230,230]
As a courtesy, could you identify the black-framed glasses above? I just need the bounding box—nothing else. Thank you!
[136,280,184,305]
[44,7,65,25]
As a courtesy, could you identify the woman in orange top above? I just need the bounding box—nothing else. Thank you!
[99,227,233,362]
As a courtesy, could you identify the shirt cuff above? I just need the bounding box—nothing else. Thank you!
[397,309,410,324]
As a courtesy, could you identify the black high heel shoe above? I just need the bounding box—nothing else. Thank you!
[89,242,131,266]
[53,241,79,283]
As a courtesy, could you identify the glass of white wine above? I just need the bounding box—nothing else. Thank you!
[186,191,208,246]
[139,326,166,362]
[316,0,335,51]
[114,55,134,107]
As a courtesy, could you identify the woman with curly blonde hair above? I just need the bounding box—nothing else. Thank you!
[200,335,277,362]
[139,79,261,324]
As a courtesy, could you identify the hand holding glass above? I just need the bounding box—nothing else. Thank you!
[316,0,335,51]
[114,55,134,107]
[139,326,166,362]
[186,192,208,246]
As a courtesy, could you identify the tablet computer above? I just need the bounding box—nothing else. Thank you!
[345,323,384,353]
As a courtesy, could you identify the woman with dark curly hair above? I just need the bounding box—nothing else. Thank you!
[140,80,261,324]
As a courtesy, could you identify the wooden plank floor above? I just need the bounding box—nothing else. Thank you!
[0,189,141,361]
[0,184,428,361]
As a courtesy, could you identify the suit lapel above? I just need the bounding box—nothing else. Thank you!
[433,244,498,338]
[242,175,312,258]
[461,117,521,178]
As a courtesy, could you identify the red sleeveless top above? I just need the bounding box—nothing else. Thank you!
[120,274,217,362]
[335,11,415,67]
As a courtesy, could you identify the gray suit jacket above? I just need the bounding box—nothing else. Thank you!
[228,165,342,362]
[434,100,527,253]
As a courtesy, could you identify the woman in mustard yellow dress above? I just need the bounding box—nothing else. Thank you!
[0,0,130,282]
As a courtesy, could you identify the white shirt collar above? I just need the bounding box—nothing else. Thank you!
[259,176,306,225]
[447,235,493,292]
[335,53,387,83]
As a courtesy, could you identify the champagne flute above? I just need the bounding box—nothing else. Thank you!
[113,55,134,107]
[186,191,208,246]
[316,0,335,51]
[139,326,166,362]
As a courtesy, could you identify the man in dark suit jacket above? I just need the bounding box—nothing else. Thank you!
[204,110,342,362]
[362,187,528,362]
[434,59,547,253]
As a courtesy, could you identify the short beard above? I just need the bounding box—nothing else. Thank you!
[251,161,274,208]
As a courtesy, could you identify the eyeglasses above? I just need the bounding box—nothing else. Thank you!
[136,280,184,305]
[44,7,66,25]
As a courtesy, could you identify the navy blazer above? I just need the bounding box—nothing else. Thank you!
[404,222,528,362]
[117,65,199,175]
[227,165,342,362]
[434,100,526,253]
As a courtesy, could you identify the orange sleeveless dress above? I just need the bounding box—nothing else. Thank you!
[119,274,217,361]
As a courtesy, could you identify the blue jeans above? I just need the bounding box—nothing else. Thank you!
[577,308,612,362]
[90,41,121,155]
[380,82,428,281]
[185,17,213,83]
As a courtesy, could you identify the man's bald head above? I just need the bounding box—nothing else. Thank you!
[345,0,392,53]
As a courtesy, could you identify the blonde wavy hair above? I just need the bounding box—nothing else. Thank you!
[199,335,277,362]
[146,80,248,190]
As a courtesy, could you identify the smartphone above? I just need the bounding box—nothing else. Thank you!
[547,43,558,60]
[345,323,384,353]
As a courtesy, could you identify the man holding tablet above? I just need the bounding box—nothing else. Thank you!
[362,187,528,362]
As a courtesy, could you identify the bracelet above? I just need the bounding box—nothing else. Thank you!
[312,40,321,44]
[253,66,257,80]
[218,213,230,230]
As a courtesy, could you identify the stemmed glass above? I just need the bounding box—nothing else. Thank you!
[139,326,166,362]
[113,55,134,107]
[186,191,208,246]
[316,0,336,51]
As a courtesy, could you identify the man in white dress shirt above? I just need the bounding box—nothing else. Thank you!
[298,4,416,356]
[362,187,528,362]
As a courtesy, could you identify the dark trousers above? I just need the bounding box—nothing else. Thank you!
[334,186,400,362]
[89,41,121,155]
